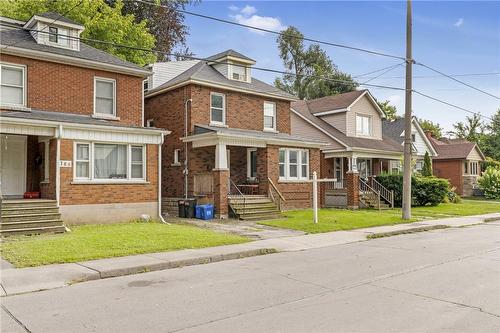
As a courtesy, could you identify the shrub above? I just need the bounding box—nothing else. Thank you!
[376,173,449,207]
[422,152,433,177]
[478,167,500,199]
[483,157,500,171]
[446,187,462,204]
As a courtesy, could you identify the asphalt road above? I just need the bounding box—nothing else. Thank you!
[1,222,499,333]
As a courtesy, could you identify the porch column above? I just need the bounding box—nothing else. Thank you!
[346,170,359,209]
[213,143,229,219]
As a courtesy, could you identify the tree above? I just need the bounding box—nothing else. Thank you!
[110,0,196,61]
[418,118,443,139]
[481,109,500,160]
[422,151,432,176]
[274,27,358,100]
[377,100,399,120]
[0,0,157,65]
[449,113,484,143]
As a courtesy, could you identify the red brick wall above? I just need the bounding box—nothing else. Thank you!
[1,54,144,126]
[58,139,158,205]
[433,159,463,195]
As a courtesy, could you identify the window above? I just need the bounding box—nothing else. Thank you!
[94,78,116,117]
[464,161,469,174]
[231,64,247,81]
[49,26,58,43]
[210,92,225,125]
[356,114,372,136]
[74,142,146,182]
[415,161,423,171]
[279,148,309,180]
[0,63,26,107]
[390,160,401,174]
[143,79,149,93]
[173,149,181,165]
[263,101,276,131]
[356,158,372,179]
[411,133,416,142]
[75,143,90,179]
[247,148,257,179]
[470,161,478,175]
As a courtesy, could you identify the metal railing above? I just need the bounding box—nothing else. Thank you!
[371,178,394,208]
[323,178,347,190]
[359,178,381,210]
[267,178,286,212]
[228,178,246,218]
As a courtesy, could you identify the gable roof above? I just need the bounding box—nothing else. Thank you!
[291,100,402,153]
[0,15,150,76]
[429,136,485,160]
[206,49,255,63]
[145,56,296,101]
[382,117,438,156]
[35,12,83,27]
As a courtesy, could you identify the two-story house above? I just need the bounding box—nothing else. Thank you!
[0,13,167,233]
[291,90,435,208]
[144,50,325,219]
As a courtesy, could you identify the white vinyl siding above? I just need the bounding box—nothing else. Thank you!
[263,101,276,131]
[210,92,225,125]
[0,63,26,107]
[94,77,116,117]
[356,114,372,136]
[279,148,309,181]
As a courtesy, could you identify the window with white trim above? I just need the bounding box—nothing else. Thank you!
[470,161,478,175]
[0,63,26,107]
[74,142,146,181]
[48,26,69,46]
[210,92,225,125]
[263,101,276,131]
[231,64,247,81]
[279,148,309,180]
[94,77,116,117]
[173,149,181,165]
[48,26,58,43]
[390,160,401,174]
[356,114,372,136]
[464,161,469,174]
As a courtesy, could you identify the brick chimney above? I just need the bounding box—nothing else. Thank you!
[425,131,433,140]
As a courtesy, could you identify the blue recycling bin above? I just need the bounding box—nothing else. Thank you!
[195,205,204,219]
[200,204,214,220]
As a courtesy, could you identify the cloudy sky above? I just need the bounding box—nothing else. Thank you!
[183,1,500,131]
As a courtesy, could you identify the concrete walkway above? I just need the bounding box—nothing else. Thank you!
[1,212,499,297]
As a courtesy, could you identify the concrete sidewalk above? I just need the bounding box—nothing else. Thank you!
[1,212,499,297]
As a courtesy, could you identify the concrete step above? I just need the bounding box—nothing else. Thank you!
[232,208,281,216]
[229,199,273,205]
[1,200,57,209]
[230,203,278,210]
[0,225,66,236]
[1,219,64,231]
[1,213,62,223]
[1,207,60,216]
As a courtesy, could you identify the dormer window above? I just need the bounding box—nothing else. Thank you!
[48,26,58,43]
[47,26,69,47]
[24,13,84,51]
[231,64,247,82]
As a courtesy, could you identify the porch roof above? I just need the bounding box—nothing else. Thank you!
[182,124,328,148]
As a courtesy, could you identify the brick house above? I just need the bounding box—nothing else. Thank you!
[291,90,436,208]
[427,135,485,196]
[144,50,325,219]
[0,13,168,229]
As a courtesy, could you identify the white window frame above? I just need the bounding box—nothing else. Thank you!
[94,77,117,118]
[0,62,27,108]
[173,148,181,165]
[263,101,277,131]
[210,92,226,126]
[356,113,372,137]
[469,161,479,175]
[247,148,257,179]
[278,148,309,181]
[48,26,58,43]
[73,141,147,183]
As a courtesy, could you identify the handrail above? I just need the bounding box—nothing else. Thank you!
[267,178,286,202]
[359,178,381,210]
[228,178,246,218]
[371,178,394,208]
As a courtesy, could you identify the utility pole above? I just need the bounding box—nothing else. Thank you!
[402,0,413,220]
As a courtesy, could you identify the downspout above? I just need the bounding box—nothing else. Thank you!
[184,98,192,200]
[157,133,169,224]
[55,124,62,207]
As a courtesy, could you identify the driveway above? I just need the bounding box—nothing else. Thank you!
[2,221,499,332]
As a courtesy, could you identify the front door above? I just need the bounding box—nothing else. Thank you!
[0,135,27,197]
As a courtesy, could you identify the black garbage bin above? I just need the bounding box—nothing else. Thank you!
[178,200,186,218]
[185,199,197,218]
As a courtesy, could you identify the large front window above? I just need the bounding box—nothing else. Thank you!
[0,63,26,107]
[279,148,309,180]
[264,101,276,131]
[356,114,372,136]
[94,77,116,117]
[74,142,145,181]
[210,92,225,125]
[357,158,372,179]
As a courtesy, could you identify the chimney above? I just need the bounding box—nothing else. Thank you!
[425,131,433,140]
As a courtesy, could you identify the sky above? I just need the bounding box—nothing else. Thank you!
[183,1,500,132]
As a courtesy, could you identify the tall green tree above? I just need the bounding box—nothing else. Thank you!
[418,118,443,139]
[422,151,433,177]
[377,100,399,120]
[481,109,500,160]
[0,0,157,65]
[449,113,484,143]
[274,27,358,100]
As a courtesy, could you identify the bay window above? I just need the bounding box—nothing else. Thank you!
[74,142,146,182]
[0,63,26,107]
[210,92,225,125]
[279,148,309,180]
[356,114,372,136]
[263,101,276,131]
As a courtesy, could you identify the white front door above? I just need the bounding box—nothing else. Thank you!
[0,135,27,197]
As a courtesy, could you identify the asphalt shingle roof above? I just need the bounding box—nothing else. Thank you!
[428,136,479,160]
[382,118,406,144]
[301,90,367,114]
[205,49,255,62]
[36,12,83,26]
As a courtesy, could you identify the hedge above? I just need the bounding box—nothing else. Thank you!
[375,173,450,207]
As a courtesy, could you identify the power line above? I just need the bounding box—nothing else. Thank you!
[361,72,500,79]
[131,0,406,61]
[361,63,404,84]
[415,62,500,100]
[353,63,405,78]
[1,0,84,51]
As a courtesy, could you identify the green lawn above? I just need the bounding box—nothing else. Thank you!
[1,222,248,268]
[259,200,500,234]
